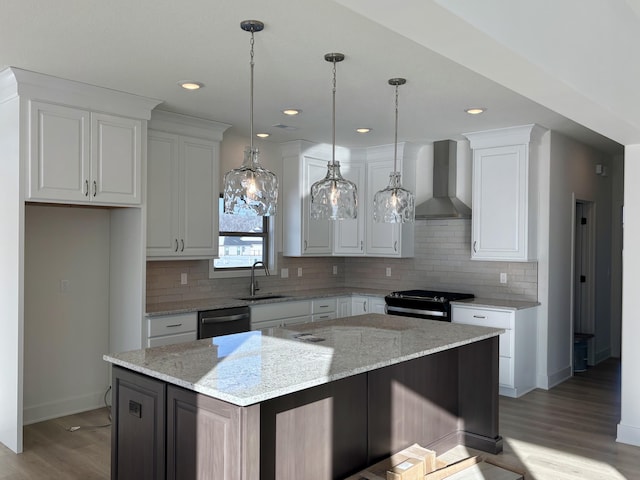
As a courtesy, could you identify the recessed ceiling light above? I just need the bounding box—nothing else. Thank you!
[256,133,270,138]
[178,81,204,90]
[465,107,486,115]
[282,109,301,116]
[356,127,372,133]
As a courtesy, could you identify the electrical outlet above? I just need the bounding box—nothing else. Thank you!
[333,265,338,275]
[60,279,70,293]
[386,267,391,277]
[181,273,188,285]
[298,267,303,277]
[500,272,507,284]
[281,268,289,278]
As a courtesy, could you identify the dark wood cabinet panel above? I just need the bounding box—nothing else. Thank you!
[111,366,166,480]
[260,374,369,480]
[166,385,260,480]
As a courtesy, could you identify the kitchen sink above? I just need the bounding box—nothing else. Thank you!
[236,294,288,301]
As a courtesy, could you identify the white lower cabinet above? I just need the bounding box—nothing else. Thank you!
[250,301,311,330]
[351,295,386,316]
[337,296,352,318]
[452,304,537,398]
[146,312,197,347]
[311,298,337,322]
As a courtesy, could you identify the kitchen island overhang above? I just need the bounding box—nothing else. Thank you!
[105,314,504,480]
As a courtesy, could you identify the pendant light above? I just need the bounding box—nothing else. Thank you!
[373,78,415,223]
[310,53,358,220]
[223,20,278,216]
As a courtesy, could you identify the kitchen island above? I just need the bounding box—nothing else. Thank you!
[105,314,503,480]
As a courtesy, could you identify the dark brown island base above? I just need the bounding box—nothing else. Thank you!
[105,314,503,480]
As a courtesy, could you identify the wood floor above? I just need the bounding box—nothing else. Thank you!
[0,359,638,479]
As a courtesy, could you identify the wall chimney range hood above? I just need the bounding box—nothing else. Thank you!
[415,140,471,219]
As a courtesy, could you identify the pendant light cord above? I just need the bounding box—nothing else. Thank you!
[331,58,337,167]
[393,83,399,173]
[249,28,255,152]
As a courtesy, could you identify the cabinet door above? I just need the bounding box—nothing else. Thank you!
[112,366,166,480]
[337,297,352,318]
[28,101,90,202]
[472,144,529,260]
[365,160,401,256]
[167,385,247,480]
[334,160,366,255]
[91,113,142,205]
[302,155,333,255]
[147,132,181,256]
[351,296,368,316]
[369,297,386,314]
[180,137,219,257]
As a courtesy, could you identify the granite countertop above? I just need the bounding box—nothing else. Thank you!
[146,287,391,316]
[104,314,502,406]
[451,297,540,310]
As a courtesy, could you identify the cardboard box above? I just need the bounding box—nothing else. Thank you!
[344,444,436,480]
[386,457,424,480]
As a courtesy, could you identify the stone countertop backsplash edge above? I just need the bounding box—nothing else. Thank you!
[145,287,391,316]
[451,297,540,311]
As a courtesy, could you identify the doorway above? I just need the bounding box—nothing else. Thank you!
[573,200,596,368]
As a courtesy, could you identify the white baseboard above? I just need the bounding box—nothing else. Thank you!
[537,364,572,390]
[23,389,108,425]
[617,422,640,447]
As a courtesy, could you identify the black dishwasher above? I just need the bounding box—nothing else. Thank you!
[197,306,250,339]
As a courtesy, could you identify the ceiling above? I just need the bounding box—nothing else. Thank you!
[0,0,624,154]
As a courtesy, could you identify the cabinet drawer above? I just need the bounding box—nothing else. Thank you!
[312,298,337,314]
[147,331,197,348]
[452,307,513,329]
[312,312,337,322]
[251,318,283,331]
[148,313,197,337]
[250,301,310,322]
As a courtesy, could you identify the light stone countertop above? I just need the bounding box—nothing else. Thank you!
[451,297,540,310]
[104,314,502,407]
[145,287,391,316]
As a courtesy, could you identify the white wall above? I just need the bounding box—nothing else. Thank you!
[24,205,110,424]
[618,145,640,446]
[540,131,615,388]
[0,95,23,453]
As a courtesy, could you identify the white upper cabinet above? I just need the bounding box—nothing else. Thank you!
[19,69,160,206]
[334,156,366,255]
[282,141,337,256]
[282,141,418,258]
[465,124,545,262]
[147,111,229,259]
[29,102,142,205]
[364,144,417,258]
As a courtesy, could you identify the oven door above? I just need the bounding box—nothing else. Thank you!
[385,298,451,322]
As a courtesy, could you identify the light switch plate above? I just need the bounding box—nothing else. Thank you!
[281,268,289,278]
[298,267,303,277]
[386,267,391,277]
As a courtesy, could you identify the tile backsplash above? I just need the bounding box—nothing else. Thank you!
[146,219,537,307]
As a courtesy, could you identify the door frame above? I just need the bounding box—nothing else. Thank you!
[570,195,597,369]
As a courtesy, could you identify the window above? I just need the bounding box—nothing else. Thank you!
[213,196,269,271]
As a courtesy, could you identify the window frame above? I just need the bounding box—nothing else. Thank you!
[209,195,273,278]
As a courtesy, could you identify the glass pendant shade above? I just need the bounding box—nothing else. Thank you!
[373,171,415,223]
[222,19,278,216]
[310,161,358,220]
[224,147,278,216]
[374,77,415,223]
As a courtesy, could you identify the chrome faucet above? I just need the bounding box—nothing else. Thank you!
[250,261,270,296]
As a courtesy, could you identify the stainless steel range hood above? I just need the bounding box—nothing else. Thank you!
[415,140,471,219]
